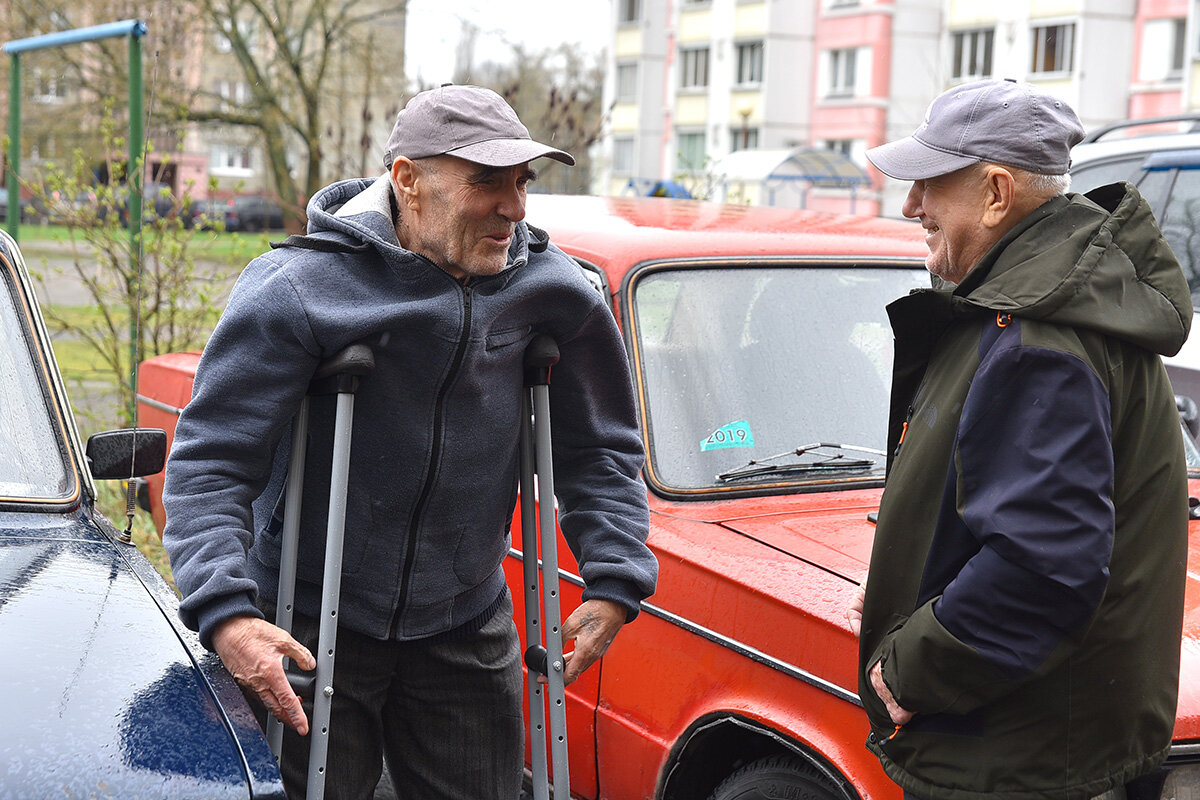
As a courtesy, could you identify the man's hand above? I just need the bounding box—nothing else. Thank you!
[559,599,626,685]
[869,660,914,726]
[846,580,866,638]
[212,615,316,735]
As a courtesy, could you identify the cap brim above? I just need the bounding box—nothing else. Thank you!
[445,138,575,168]
[866,136,979,180]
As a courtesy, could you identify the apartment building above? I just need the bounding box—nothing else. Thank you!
[602,0,1200,217]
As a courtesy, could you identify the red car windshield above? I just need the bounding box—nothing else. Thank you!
[630,263,927,494]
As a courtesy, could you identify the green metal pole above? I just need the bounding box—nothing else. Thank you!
[127,32,143,426]
[7,53,21,242]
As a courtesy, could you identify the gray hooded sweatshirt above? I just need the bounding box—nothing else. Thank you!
[163,174,657,649]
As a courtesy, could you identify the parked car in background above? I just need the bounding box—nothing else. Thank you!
[194,194,286,232]
[1071,114,1200,419]
[0,191,36,223]
[0,229,284,798]
[137,194,1200,800]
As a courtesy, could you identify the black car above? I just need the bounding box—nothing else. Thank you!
[195,194,286,232]
[0,229,284,798]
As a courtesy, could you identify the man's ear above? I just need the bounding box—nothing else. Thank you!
[391,157,420,210]
[981,166,1017,229]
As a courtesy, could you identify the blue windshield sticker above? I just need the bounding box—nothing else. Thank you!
[701,420,755,451]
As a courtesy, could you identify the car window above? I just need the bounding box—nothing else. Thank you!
[630,264,927,494]
[0,266,73,501]
[1070,155,1146,196]
[1158,167,1200,301]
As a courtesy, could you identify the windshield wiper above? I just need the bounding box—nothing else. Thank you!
[717,442,885,482]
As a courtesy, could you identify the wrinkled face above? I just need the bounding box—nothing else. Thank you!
[401,157,536,280]
[901,166,997,285]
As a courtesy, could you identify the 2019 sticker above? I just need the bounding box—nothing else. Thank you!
[701,420,755,451]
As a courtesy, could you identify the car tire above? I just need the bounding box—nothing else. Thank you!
[707,755,843,800]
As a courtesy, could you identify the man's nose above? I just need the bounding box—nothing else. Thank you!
[498,184,526,222]
[901,183,922,220]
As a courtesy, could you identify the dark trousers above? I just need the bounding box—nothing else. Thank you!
[252,592,524,800]
[901,768,1169,800]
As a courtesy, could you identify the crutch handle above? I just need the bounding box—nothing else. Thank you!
[285,671,316,700]
[523,335,560,387]
[524,645,551,677]
[309,342,376,395]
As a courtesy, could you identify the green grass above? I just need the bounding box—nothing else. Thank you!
[94,480,176,593]
[13,222,277,266]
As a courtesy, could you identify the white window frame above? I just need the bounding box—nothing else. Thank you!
[616,62,639,103]
[618,0,640,24]
[676,130,707,173]
[680,46,710,90]
[612,137,636,175]
[735,41,764,86]
[1030,22,1076,75]
[823,47,863,98]
[730,127,760,152]
[210,143,254,177]
[951,28,994,80]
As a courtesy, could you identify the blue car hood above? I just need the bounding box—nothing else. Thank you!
[0,511,282,799]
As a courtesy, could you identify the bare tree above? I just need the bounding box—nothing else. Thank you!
[2,0,406,232]
[447,41,606,195]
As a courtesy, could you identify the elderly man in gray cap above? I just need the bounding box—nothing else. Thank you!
[846,78,1191,799]
[163,84,657,798]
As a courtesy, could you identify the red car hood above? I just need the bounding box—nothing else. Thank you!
[700,485,1200,740]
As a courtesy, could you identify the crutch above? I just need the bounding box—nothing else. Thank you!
[266,342,375,800]
[519,334,570,800]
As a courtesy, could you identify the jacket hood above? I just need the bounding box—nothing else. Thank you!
[951,182,1192,356]
[301,172,541,271]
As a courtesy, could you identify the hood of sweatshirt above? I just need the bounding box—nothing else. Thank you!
[949,181,1192,357]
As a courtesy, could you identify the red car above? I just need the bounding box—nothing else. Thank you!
[137,194,1200,800]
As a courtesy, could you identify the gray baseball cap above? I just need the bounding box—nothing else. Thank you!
[384,84,575,169]
[866,79,1085,180]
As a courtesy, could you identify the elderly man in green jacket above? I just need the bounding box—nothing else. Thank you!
[847,78,1192,799]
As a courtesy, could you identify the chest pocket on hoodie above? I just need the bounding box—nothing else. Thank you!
[485,325,531,351]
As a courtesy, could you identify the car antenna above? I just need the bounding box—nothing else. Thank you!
[119,49,160,544]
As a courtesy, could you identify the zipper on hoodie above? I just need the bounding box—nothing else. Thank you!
[894,403,914,459]
[389,280,474,638]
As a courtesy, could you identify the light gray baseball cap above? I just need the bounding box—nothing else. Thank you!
[866,79,1085,180]
[384,84,575,169]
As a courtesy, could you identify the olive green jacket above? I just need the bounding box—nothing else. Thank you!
[860,183,1192,799]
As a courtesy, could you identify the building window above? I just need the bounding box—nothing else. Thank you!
[31,70,67,104]
[730,127,760,152]
[825,48,858,97]
[676,131,707,173]
[819,138,867,167]
[1031,23,1075,74]
[613,137,636,175]
[680,47,710,89]
[616,62,638,103]
[951,29,994,80]
[211,144,253,174]
[1139,18,1188,82]
[618,0,640,23]
[735,41,764,85]
[1170,17,1187,76]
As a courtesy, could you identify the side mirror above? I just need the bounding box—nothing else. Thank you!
[1177,396,1200,439]
[86,428,167,479]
